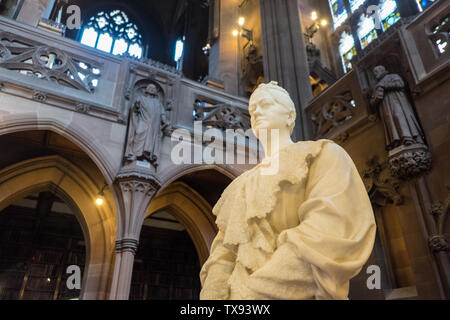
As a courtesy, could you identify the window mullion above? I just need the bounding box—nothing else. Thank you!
[350,22,363,54]
[94,30,100,49]
[111,38,116,54]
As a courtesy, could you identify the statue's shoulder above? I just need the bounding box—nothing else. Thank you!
[289,139,333,155]
[385,73,404,83]
[290,139,350,164]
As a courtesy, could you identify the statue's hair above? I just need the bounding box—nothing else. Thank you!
[250,81,296,134]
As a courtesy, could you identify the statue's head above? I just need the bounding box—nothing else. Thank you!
[373,65,387,80]
[145,84,158,96]
[249,81,296,139]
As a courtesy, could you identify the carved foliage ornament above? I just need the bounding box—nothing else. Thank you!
[32,90,48,102]
[363,156,403,207]
[310,91,354,139]
[388,147,432,180]
[0,32,101,93]
[119,180,157,195]
[194,101,251,131]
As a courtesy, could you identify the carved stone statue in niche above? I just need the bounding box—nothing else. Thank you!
[124,83,170,168]
[370,65,425,151]
[370,66,431,179]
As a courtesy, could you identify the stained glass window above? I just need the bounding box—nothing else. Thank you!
[416,0,435,12]
[349,0,367,13]
[358,15,378,49]
[379,0,401,31]
[329,0,348,29]
[339,31,356,72]
[80,10,143,58]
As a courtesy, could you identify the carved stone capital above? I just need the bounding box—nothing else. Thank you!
[114,168,161,241]
[388,144,432,180]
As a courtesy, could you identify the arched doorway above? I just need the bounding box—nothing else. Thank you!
[0,131,117,299]
[0,192,86,300]
[130,211,201,300]
[129,168,233,300]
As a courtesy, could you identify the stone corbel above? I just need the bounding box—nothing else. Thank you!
[114,171,161,241]
[388,144,432,180]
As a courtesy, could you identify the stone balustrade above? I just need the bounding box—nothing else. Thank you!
[0,15,249,130]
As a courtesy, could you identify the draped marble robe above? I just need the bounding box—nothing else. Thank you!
[200,140,376,300]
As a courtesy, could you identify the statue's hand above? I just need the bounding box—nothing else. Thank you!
[134,101,142,114]
[375,87,384,100]
[370,87,384,105]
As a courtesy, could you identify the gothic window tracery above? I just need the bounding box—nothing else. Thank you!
[80,10,143,58]
[358,14,378,49]
[379,0,401,31]
[339,31,357,72]
[329,0,348,29]
[349,0,366,12]
[327,0,406,74]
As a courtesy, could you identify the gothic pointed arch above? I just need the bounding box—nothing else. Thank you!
[0,155,116,299]
[146,182,217,265]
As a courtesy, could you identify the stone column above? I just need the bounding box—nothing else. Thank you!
[16,0,52,27]
[108,170,161,300]
[208,0,240,95]
[260,0,313,141]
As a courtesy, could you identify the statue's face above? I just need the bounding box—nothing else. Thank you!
[146,84,158,95]
[373,66,386,80]
[249,90,292,139]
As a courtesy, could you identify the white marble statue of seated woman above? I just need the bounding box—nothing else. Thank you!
[199,81,376,300]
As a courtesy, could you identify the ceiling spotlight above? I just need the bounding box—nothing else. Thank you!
[238,16,245,26]
[232,29,239,37]
[321,19,328,27]
[311,11,318,21]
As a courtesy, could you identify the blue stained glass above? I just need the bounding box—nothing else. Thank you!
[380,0,401,30]
[417,0,435,11]
[334,0,346,15]
[329,0,348,29]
